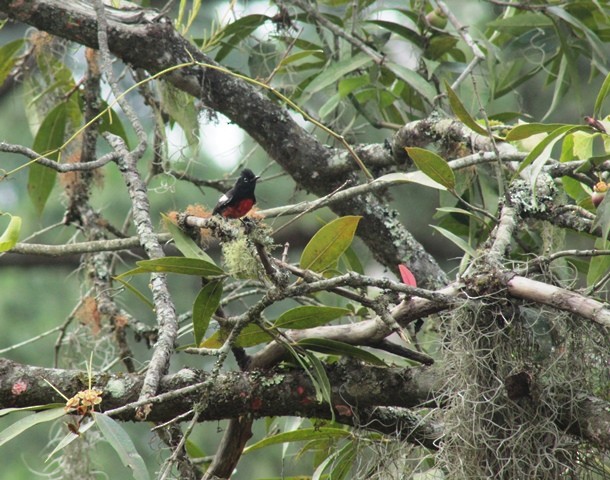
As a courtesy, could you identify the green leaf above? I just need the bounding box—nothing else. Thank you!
[93,413,150,480]
[0,408,66,447]
[431,225,476,257]
[592,190,610,241]
[215,14,272,61]
[98,101,130,150]
[0,39,24,85]
[193,280,223,346]
[162,214,216,263]
[318,93,341,119]
[516,126,587,175]
[46,419,95,462]
[586,239,610,286]
[300,216,362,273]
[574,154,610,174]
[547,6,605,61]
[444,81,491,137]
[561,177,590,204]
[113,276,154,310]
[373,171,447,190]
[387,62,436,103]
[201,323,267,349]
[341,245,364,274]
[0,214,21,252]
[185,439,206,459]
[201,306,350,348]
[28,102,68,215]
[0,404,64,417]
[594,71,610,119]
[243,427,350,454]
[136,257,224,277]
[322,439,356,480]
[275,306,350,330]
[486,11,553,32]
[302,53,373,98]
[406,147,456,190]
[303,350,332,407]
[298,338,385,366]
[115,266,150,280]
[505,123,567,141]
[571,131,594,160]
[366,20,421,45]
[338,74,370,98]
[279,49,325,67]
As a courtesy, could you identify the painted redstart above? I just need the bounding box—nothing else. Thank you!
[212,168,260,218]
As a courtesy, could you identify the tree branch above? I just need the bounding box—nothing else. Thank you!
[1,357,608,450]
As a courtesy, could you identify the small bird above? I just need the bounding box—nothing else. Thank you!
[212,168,260,218]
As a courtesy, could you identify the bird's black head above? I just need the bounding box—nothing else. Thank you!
[235,169,260,190]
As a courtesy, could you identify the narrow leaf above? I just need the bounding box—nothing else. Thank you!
[342,245,364,274]
[243,427,350,454]
[487,11,553,31]
[303,350,333,406]
[136,257,224,277]
[193,280,223,346]
[338,74,370,98]
[0,39,24,85]
[387,62,436,103]
[445,81,494,137]
[431,225,476,257]
[93,413,150,480]
[98,101,130,149]
[516,126,587,175]
[115,266,149,280]
[325,440,357,480]
[300,216,362,273]
[398,264,417,287]
[586,239,610,286]
[46,420,95,462]
[0,214,21,252]
[373,171,447,190]
[279,49,325,67]
[201,306,350,348]
[0,404,64,417]
[406,147,455,190]
[114,277,154,310]
[561,176,590,204]
[302,53,373,98]
[298,338,385,366]
[547,6,605,60]
[366,20,421,45]
[505,123,566,141]
[594,71,610,118]
[28,103,67,215]
[215,14,272,61]
[162,214,216,263]
[592,190,610,241]
[0,408,66,447]
[275,306,350,329]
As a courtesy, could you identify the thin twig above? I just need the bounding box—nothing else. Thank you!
[435,0,485,91]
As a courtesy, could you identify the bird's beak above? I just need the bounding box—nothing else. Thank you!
[255,175,261,181]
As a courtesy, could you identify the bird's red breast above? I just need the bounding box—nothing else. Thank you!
[218,198,255,218]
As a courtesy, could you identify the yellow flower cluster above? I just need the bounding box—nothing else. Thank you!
[64,388,103,415]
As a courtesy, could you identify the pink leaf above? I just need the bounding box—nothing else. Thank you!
[398,264,417,287]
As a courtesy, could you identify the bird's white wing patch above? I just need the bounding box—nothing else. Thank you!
[218,194,229,204]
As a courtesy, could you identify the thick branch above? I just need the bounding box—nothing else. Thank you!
[0,358,607,450]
